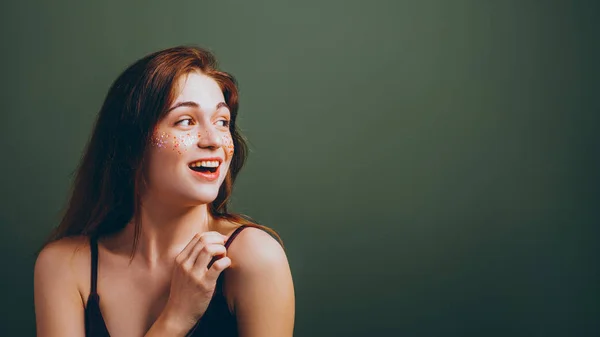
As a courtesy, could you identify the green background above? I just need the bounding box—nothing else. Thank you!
[1,0,598,336]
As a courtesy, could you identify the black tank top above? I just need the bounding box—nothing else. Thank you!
[84,225,248,337]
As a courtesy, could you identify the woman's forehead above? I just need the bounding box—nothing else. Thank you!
[172,72,225,106]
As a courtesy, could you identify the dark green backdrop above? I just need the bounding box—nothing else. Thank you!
[1,0,598,336]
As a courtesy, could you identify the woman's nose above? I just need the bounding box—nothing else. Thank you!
[196,128,223,149]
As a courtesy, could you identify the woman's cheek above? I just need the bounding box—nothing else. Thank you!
[177,133,197,152]
[153,130,233,158]
[152,131,198,155]
[152,131,170,149]
[222,133,234,158]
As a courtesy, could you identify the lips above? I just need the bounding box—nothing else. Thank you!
[190,164,220,181]
[188,157,223,181]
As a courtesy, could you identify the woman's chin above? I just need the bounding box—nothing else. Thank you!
[186,190,220,205]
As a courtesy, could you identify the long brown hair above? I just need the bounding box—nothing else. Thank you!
[45,45,280,253]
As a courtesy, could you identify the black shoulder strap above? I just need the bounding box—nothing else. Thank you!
[208,225,248,270]
[224,225,248,249]
[89,236,99,295]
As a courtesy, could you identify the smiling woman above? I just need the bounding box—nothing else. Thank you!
[33,46,295,337]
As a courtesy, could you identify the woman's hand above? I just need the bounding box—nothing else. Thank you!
[161,231,231,332]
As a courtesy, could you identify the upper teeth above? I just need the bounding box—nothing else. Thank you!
[190,160,220,168]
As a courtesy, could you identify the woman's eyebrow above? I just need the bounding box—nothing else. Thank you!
[216,102,229,110]
[167,101,198,112]
[167,101,229,113]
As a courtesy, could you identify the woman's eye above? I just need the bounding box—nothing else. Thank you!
[176,118,193,126]
[216,119,230,127]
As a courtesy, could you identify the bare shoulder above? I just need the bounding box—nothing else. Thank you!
[35,236,90,274]
[34,236,91,336]
[224,226,295,336]
[227,226,288,270]
[35,236,91,302]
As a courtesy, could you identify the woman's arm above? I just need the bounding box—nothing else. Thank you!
[227,228,296,337]
[34,241,86,337]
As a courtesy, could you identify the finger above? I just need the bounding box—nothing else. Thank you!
[198,233,226,250]
[185,235,225,268]
[200,231,227,244]
[207,251,226,270]
[175,234,201,263]
[205,232,228,245]
[205,256,231,283]
[193,244,226,270]
[186,232,225,258]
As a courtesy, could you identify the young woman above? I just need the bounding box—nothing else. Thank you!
[34,46,295,337]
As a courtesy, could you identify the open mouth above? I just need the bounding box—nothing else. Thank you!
[189,160,220,174]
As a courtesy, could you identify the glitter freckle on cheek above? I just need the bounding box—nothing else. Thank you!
[152,131,169,149]
[169,135,180,151]
[222,134,234,157]
[171,134,199,154]
[152,131,191,155]
[180,133,196,148]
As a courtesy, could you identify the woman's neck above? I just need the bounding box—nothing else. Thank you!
[109,196,216,269]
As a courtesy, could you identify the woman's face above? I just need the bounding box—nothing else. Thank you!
[145,71,234,206]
